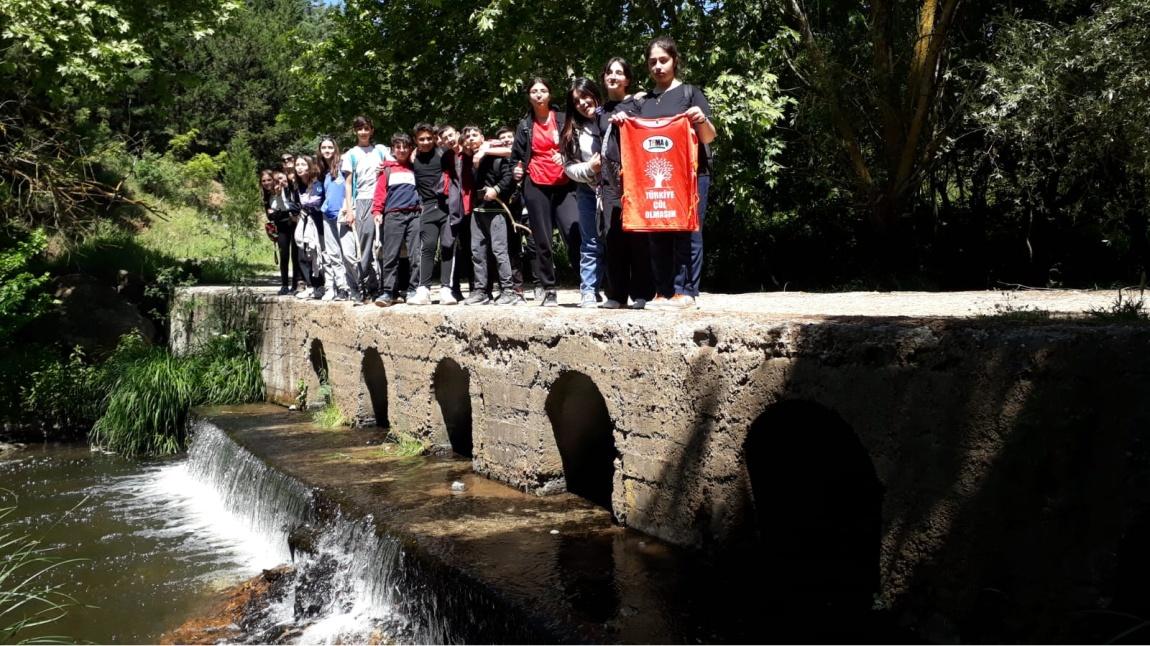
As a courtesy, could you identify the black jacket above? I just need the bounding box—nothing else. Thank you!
[511,109,567,169]
[472,156,515,210]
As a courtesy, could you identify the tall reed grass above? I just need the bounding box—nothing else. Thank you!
[89,332,264,457]
[0,500,78,644]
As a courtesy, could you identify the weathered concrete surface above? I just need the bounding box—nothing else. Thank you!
[173,286,1150,641]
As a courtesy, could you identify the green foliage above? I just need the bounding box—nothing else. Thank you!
[971,0,1150,284]
[124,0,319,163]
[167,130,201,160]
[216,137,266,283]
[22,348,105,432]
[183,153,223,186]
[380,428,429,458]
[0,0,236,234]
[0,498,79,644]
[295,380,308,410]
[311,403,346,429]
[0,229,51,340]
[89,331,265,457]
[133,153,187,202]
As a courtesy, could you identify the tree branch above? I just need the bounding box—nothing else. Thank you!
[785,0,873,191]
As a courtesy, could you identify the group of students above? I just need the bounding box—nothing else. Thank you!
[259,36,716,310]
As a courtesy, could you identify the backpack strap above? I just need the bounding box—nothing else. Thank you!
[350,151,359,198]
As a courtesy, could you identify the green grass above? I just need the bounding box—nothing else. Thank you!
[1087,290,1148,322]
[379,428,428,458]
[134,194,274,284]
[979,303,1054,322]
[311,403,347,429]
[0,498,80,644]
[50,189,273,288]
[88,332,265,457]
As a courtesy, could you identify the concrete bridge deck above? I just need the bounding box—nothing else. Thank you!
[173,285,1150,641]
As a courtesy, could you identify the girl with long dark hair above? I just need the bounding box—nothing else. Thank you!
[510,77,580,307]
[265,168,302,295]
[612,36,717,309]
[316,136,354,301]
[598,57,654,309]
[560,77,605,308]
[293,154,325,298]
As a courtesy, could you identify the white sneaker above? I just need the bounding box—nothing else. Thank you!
[665,294,696,309]
[578,292,598,308]
[439,286,458,305]
[321,288,337,302]
[295,288,310,299]
[408,286,432,305]
[600,299,623,309]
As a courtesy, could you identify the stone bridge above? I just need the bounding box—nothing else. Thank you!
[173,286,1150,640]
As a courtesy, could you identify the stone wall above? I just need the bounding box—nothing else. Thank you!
[172,287,1150,640]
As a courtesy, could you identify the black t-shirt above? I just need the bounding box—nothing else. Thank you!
[413,148,449,201]
[635,83,713,174]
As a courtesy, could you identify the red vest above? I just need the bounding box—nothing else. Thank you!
[620,114,699,232]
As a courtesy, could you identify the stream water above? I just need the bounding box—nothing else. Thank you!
[2,410,894,644]
[0,442,282,643]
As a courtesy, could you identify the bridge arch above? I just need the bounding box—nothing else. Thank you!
[433,358,473,457]
[744,399,882,616]
[307,338,331,409]
[360,348,389,428]
[545,371,617,509]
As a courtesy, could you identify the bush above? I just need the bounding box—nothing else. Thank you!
[183,153,222,186]
[133,152,185,201]
[22,347,104,432]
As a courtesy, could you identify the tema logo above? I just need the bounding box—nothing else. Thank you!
[642,136,674,153]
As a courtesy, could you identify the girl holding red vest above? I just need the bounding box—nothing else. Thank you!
[511,77,580,307]
[612,37,717,309]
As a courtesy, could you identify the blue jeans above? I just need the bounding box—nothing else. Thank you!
[575,184,603,295]
[651,174,710,297]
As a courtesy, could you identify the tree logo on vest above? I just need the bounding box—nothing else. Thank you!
[645,158,674,189]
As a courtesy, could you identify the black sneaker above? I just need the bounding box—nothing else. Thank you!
[541,290,558,307]
[463,292,492,306]
[277,286,292,296]
[494,290,520,306]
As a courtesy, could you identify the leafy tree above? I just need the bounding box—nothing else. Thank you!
[779,0,962,245]
[971,0,1150,284]
[0,0,236,231]
[290,0,790,288]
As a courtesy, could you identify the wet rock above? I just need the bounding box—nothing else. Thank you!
[294,553,338,619]
[161,565,294,645]
[287,523,320,561]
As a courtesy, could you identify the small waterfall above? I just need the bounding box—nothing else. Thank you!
[183,415,534,644]
[185,418,316,564]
